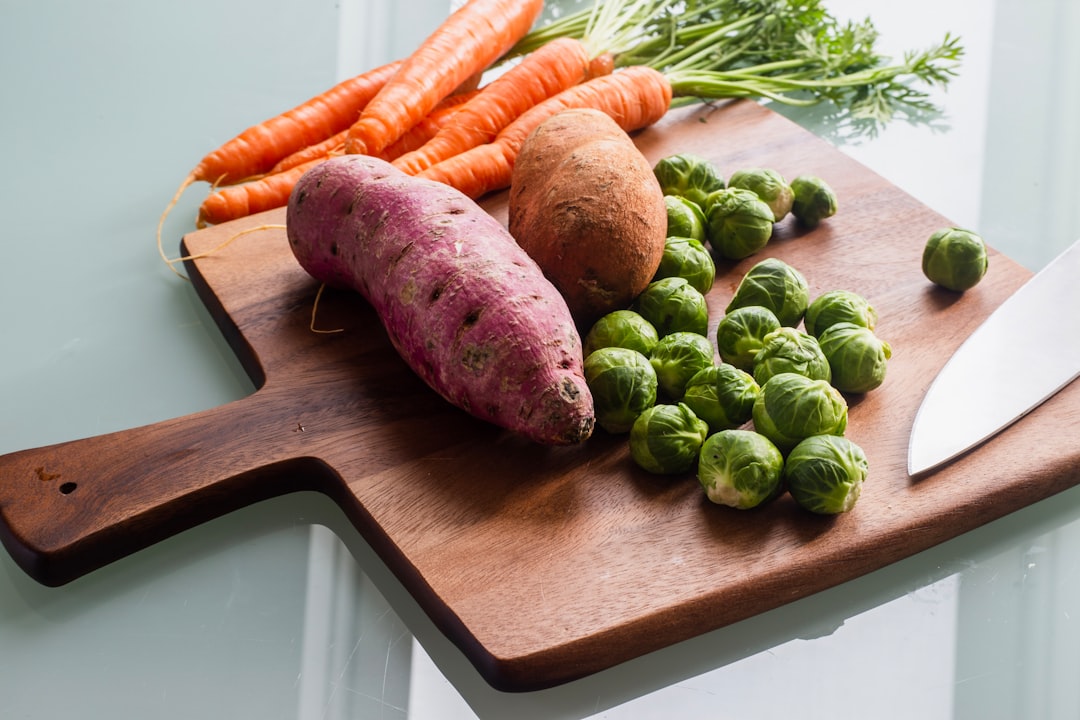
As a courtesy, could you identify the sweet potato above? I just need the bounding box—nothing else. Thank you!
[286,154,595,446]
[507,108,668,329]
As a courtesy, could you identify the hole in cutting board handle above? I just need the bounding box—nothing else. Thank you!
[58,482,77,495]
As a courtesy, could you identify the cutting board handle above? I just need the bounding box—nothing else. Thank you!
[0,391,323,586]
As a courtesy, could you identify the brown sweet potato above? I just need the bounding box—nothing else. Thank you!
[507,107,668,329]
[286,154,595,446]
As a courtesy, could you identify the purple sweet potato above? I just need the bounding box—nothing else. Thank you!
[286,154,595,445]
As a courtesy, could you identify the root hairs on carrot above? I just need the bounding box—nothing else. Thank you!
[159,223,286,280]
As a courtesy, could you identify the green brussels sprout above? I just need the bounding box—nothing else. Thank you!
[583,347,659,433]
[697,429,785,508]
[654,236,716,295]
[784,435,868,514]
[725,257,809,327]
[752,327,831,385]
[634,276,710,337]
[714,305,782,371]
[703,187,775,260]
[649,331,715,400]
[682,363,760,433]
[922,227,989,291]
[583,309,660,358]
[665,194,708,243]
[789,175,837,227]
[653,153,726,207]
[751,372,848,453]
[817,322,892,393]
[727,167,794,222]
[804,290,877,338]
[629,402,710,475]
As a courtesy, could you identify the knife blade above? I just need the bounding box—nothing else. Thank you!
[908,238,1080,476]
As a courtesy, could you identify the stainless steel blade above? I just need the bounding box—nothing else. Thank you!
[908,238,1080,476]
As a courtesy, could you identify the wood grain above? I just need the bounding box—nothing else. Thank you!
[2,100,1078,692]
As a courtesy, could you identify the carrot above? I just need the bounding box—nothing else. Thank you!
[343,0,545,157]
[197,159,321,228]
[416,65,673,199]
[267,128,350,175]
[156,60,402,269]
[374,89,480,160]
[196,89,484,228]
[391,37,594,176]
[193,60,401,187]
[269,88,480,176]
[587,52,616,79]
[377,0,668,175]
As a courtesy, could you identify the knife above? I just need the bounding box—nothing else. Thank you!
[908,238,1080,476]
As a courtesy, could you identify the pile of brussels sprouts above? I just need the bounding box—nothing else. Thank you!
[581,153,889,516]
[653,152,838,261]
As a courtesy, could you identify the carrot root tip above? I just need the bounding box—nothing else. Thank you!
[157,174,198,279]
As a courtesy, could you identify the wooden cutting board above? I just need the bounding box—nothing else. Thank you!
[2,100,1078,692]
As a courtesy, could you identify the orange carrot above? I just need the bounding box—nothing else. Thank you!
[450,69,485,97]
[157,60,402,267]
[268,88,480,175]
[392,37,594,176]
[416,65,673,199]
[193,60,401,187]
[195,89,485,229]
[267,128,350,175]
[196,159,322,228]
[343,0,545,157]
[587,52,616,79]
[374,89,480,160]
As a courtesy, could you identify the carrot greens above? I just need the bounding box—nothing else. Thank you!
[514,0,964,135]
[658,11,964,131]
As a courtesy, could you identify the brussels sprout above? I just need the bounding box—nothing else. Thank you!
[654,236,716,294]
[653,153,726,207]
[714,305,782,371]
[752,327,831,385]
[922,227,989,291]
[665,194,708,243]
[818,322,892,393]
[649,331,715,400]
[703,187,775,260]
[583,347,659,433]
[804,290,877,338]
[697,429,784,509]
[725,257,809,327]
[789,175,837,227]
[784,435,868,514]
[727,167,794,222]
[634,276,710,337]
[682,363,760,432]
[751,372,848,453]
[583,309,660,358]
[629,402,710,475]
